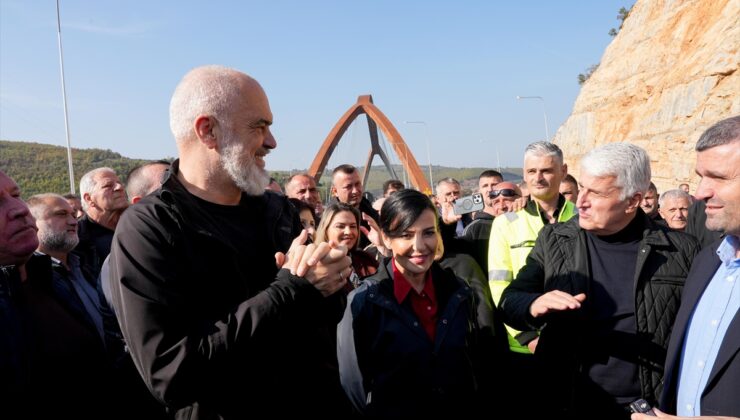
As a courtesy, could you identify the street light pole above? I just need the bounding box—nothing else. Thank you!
[56,0,75,194]
[404,121,434,193]
[516,95,550,142]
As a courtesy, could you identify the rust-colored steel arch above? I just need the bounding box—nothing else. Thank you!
[308,95,432,195]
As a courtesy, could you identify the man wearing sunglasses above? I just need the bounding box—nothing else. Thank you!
[460,170,508,272]
[488,183,522,216]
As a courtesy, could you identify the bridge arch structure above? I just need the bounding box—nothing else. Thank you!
[308,95,431,195]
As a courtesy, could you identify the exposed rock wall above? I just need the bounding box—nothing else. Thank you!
[554,0,739,194]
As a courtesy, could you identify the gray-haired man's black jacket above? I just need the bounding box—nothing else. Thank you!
[500,212,700,417]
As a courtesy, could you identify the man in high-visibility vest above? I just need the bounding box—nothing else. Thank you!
[488,141,576,352]
[487,141,575,414]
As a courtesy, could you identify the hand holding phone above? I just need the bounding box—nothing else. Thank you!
[452,193,485,215]
[629,399,656,416]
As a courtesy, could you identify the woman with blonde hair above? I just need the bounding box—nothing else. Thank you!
[315,202,378,284]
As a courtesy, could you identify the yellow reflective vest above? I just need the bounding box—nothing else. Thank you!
[487,197,577,354]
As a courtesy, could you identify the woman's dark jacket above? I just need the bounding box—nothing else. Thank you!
[337,254,508,418]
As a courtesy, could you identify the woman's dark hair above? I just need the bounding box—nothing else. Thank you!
[380,189,437,238]
[288,197,314,214]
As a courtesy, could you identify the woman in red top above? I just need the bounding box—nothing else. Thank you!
[337,189,508,418]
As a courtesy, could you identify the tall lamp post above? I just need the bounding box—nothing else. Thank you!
[516,95,550,142]
[56,0,75,193]
[404,121,434,193]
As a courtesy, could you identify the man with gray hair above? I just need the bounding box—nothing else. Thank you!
[488,141,576,354]
[75,167,128,277]
[501,143,700,419]
[481,141,576,418]
[658,189,692,231]
[27,193,104,340]
[108,65,352,418]
[436,177,472,236]
[24,193,112,415]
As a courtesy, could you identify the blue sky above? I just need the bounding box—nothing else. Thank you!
[0,0,629,172]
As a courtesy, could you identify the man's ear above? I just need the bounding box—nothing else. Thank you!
[194,115,218,149]
[330,186,337,197]
[625,192,643,214]
[82,192,94,209]
[561,163,568,177]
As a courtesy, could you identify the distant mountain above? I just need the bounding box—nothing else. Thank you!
[0,140,153,197]
[312,165,523,200]
[1,139,522,199]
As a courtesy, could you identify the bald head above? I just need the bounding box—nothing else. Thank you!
[169,65,261,144]
[126,161,169,203]
[489,181,521,216]
[167,65,276,200]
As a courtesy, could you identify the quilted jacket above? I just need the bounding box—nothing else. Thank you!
[500,212,700,413]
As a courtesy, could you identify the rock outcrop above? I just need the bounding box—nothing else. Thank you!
[554,0,739,194]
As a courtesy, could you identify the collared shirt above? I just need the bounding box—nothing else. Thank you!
[46,252,105,342]
[538,194,567,225]
[677,235,740,416]
[392,259,438,341]
[455,220,465,237]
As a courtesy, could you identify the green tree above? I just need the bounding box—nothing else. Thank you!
[609,5,633,37]
[578,63,600,86]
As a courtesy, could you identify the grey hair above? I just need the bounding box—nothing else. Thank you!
[524,141,564,165]
[696,115,740,151]
[79,167,116,210]
[26,193,66,220]
[659,189,692,208]
[435,177,460,189]
[580,143,651,200]
[169,65,251,143]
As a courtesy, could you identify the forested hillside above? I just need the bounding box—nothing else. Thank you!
[1,140,522,199]
[0,140,153,197]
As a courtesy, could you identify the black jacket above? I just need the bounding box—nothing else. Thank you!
[0,264,30,404]
[109,161,338,419]
[337,254,508,418]
[660,239,740,416]
[500,213,700,415]
[462,211,494,273]
[23,254,113,418]
[73,214,114,279]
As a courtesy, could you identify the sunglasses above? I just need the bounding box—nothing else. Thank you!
[489,189,519,198]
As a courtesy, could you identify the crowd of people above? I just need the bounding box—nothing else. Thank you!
[0,65,737,420]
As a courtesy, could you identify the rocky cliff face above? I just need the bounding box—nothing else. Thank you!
[554,0,739,195]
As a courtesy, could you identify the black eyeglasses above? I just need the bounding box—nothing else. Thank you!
[489,189,519,198]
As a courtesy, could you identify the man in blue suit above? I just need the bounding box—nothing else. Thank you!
[633,115,739,420]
